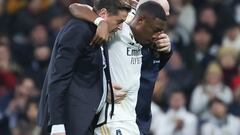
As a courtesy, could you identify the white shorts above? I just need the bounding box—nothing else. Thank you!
[94,121,140,135]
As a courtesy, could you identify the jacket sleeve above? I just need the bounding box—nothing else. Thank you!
[48,22,91,125]
[158,50,173,70]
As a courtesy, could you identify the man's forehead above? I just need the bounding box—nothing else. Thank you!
[137,0,170,15]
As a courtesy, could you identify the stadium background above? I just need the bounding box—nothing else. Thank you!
[0,0,240,135]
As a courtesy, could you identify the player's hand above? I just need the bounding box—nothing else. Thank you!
[152,32,171,53]
[107,84,127,104]
[90,20,109,46]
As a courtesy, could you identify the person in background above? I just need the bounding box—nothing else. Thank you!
[165,51,193,97]
[153,69,180,110]
[201,98,240,135]
[229,87,240,117]
[231,62,240,91]
[26,45,50,89]
[183,24,215,84]
[4,77,37,135]
[151,90,197,135]
[217,46,238,87]
[190,62,233,120]
[222,21,240,52]
[198,6,221,45]
[11,97,41,135]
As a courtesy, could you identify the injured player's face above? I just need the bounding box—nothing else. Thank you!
[136,16,167,44]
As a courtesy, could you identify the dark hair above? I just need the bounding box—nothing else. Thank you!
[136,1,167,21]
[208,98,226,108]
[94,0,131,15]
[170,90,185,98]
[16,75,35,86]
[194,23,212,33]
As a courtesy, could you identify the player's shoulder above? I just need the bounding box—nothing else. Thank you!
[121,22,131,33]
[61,18,95,35]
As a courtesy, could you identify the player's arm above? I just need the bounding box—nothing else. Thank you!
[152,32,172,69]
[69,3,109,45]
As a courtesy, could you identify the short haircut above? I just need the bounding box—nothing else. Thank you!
[136,1,167,21]
[208,98,226,108]
[170,90,185,98]
[94,0,131,15]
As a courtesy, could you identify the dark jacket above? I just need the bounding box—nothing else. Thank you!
[136,46,172,135]
[37,18,103,135]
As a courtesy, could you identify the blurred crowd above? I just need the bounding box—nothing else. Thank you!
[151,0,240,135]
[0,0,239,135]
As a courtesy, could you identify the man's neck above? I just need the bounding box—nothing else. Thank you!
[129,23,141,44]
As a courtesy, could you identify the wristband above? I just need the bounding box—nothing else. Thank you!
[94,17,104,26]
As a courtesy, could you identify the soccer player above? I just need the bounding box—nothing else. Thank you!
[69,1,168,135]
[70,0,172,134]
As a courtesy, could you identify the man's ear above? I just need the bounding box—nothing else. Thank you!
[98,8,108,19]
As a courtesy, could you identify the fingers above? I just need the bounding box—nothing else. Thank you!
[154,38,169,44]
[157,46,171,52]
[106,85,127,104]
[153,32,171,53]
[113,84,123,90]
[114,91,127,104]
[156,43,171,52]
[90,20,109,46]
[152,32,168,40]
[90,35,105,46]
[90,35,98,45]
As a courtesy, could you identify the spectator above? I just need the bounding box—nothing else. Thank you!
[198,6,222,44]
[153,69,180,110]
[167,9,190,51]
[173,0,197,34]
[0,36,18,92]
[11,98,41,135]
[221,21,240,52]
[183,24,215,83]
[4,76,38,131]
[48,12,69,47]
[26,45,50,88]
[231,63,240,91]
[234,1,240,23]
[151,90,198,135]
[0,0,10,34]
[217,46,238,87]
[10,0,50,37]
[229,87,240,117]
[6,0,26,15]
[166,51,193,94]
[190,62,233,120]
[201,98,240,135]
[30,24,49,47]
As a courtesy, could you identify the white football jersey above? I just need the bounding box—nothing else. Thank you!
[97,22,142,124]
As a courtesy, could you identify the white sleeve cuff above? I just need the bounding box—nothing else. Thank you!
[51,124,66,134]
